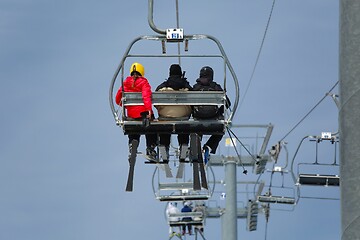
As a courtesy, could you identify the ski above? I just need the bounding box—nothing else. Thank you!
[125,139,139,192]
[159,145,173,178]
[164,162,173,178]
[190,133,201,190]
[193,159,201,190]
[198,146,208,189]
[176,144,188,179]
[176,160,185,179]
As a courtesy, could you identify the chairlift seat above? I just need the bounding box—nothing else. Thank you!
[257,195,295,205]
[169,220,203,227]
[157,194,210,202]
[297,174,340,186]
[119,92,228,135]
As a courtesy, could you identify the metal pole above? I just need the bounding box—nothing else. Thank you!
[222,159,237,240]
[148,0,166,35]
[175,0,181,65]
[340,0,360,239]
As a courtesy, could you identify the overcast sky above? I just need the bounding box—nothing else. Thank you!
[0,0,340,239]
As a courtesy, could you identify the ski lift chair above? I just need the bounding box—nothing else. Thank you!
[109,15,240,193]
[294,134,340,187]
[168,211,204,227]
[152,164,216,202]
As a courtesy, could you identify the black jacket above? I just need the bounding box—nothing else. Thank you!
[156,75,192,91]
[193,77,223,91]
[193,77,231,109]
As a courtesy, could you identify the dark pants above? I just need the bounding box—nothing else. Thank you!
[182,218,192,234]
[182,224,192,234]
[128,134,157,148]
[159,134,189,147]
[127,115,157,148]
[203,135,223,154]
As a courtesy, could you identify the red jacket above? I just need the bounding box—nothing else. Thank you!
[115,76,153,119]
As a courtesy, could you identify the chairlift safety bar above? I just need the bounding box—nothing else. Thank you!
[158,182,196,190]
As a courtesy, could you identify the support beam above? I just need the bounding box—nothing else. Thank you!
[221,159,237,240]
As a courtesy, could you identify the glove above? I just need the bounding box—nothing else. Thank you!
[140,111,151,127]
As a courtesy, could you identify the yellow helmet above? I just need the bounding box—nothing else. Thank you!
[130,62,145,76]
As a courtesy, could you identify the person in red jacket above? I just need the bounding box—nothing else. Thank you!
[115,62,157,161]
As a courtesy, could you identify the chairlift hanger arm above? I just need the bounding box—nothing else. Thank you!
[145,0,239,118]
[290,135,314,183]
[148,0,166,35]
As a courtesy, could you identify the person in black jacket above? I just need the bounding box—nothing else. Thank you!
[155,64,193,160]
[192,66,231,163]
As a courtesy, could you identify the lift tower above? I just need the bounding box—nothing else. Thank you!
[340,0,360,239]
